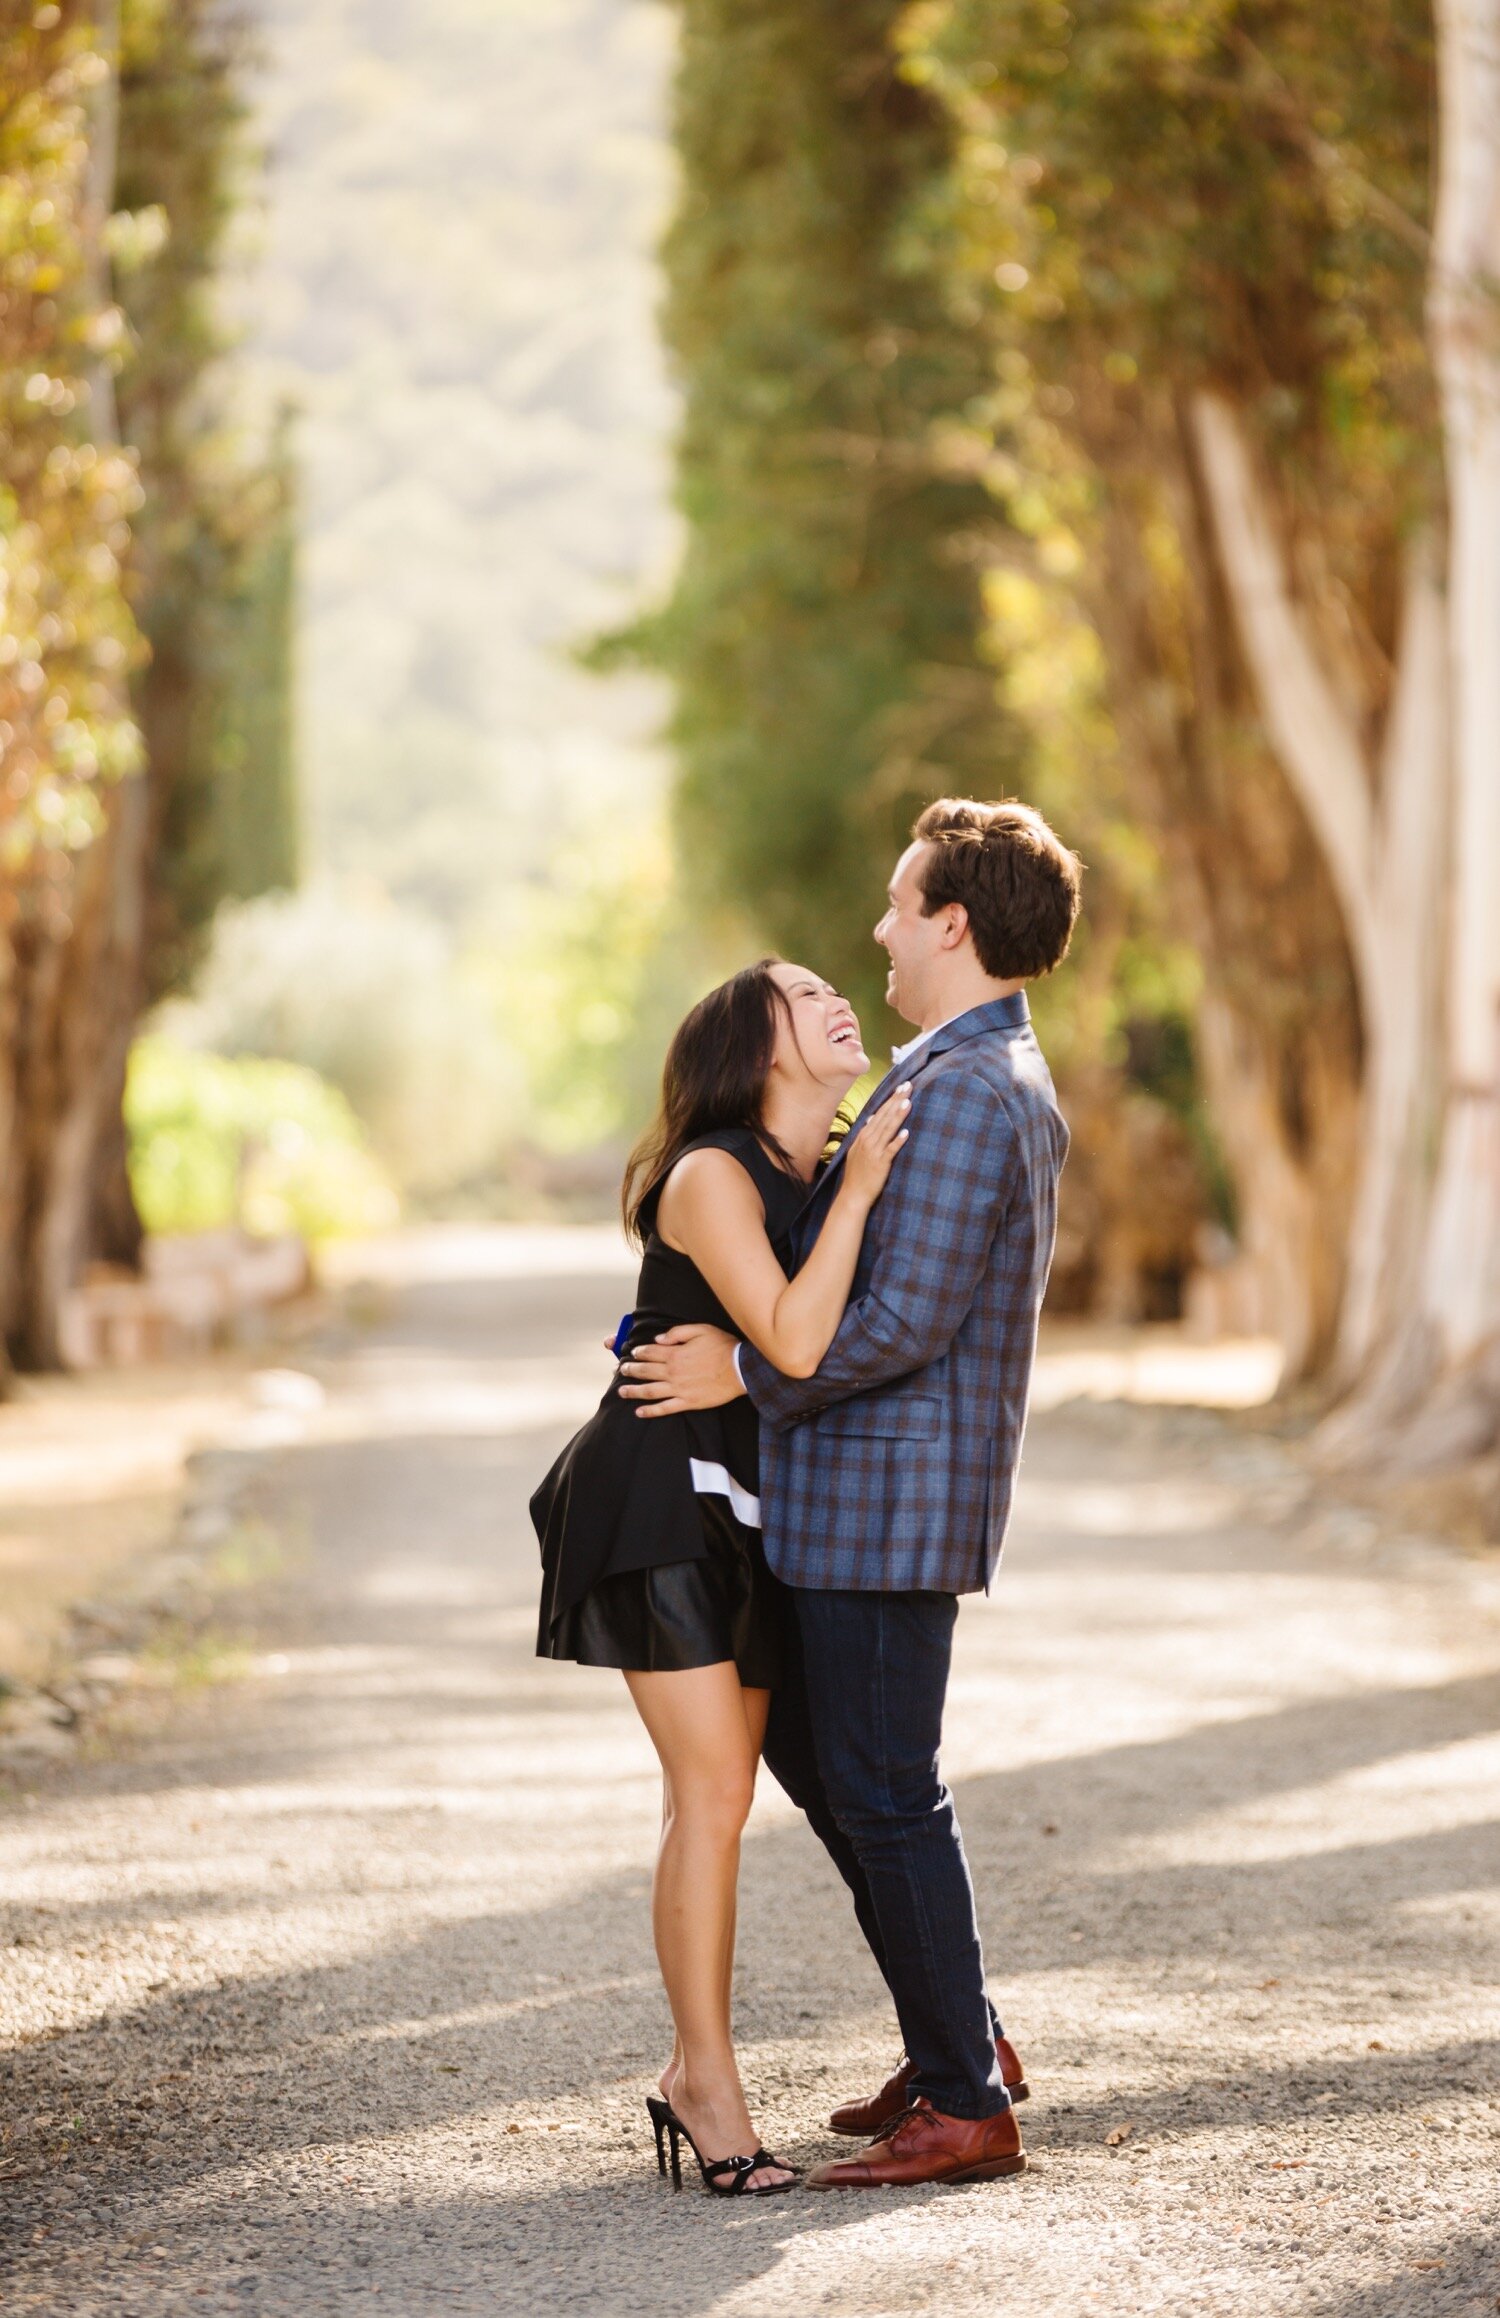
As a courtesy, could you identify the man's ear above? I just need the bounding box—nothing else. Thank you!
[939,902,970,951]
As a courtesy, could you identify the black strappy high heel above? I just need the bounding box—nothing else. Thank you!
[646,2095,798,2196]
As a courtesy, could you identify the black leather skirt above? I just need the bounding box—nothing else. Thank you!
[546,1493,788,1689]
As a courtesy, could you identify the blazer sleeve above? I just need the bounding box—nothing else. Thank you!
[741,1067,1020,1429]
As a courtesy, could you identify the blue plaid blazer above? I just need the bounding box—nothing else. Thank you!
[742,992,1067,1594]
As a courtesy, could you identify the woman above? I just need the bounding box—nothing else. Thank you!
[531,959,909,2196]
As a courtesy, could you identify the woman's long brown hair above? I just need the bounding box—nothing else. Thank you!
[622,958,799,1246]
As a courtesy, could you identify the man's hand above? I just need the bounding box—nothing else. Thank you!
[618,1324,745,1417]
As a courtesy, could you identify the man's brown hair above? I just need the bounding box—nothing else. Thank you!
[912,797,1081,980]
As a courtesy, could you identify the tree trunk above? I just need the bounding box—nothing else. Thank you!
[89,1056,145,1273]
[6,774,151,1368]
[1333,0,1500,1466]
[1186,6,1500,1457]
[1074,381,1364,1380]
[1337,547,1448,1380]
[1417,0,1500,1406]
[78,0,147,1273]
[1189,394,1451,1395]
[0,936,18,1397]
[1191,987,1326,1372]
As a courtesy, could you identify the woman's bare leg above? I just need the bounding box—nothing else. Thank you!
[659,1682,768,2107]
[658,1771,685,2102]
[626,1666,789,2187]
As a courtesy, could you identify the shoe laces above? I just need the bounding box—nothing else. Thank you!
[882,2096,941,2153]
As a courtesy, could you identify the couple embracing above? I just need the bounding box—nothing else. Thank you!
[532,796,1080,2196]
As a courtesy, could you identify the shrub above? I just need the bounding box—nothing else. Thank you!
[126,1036,398,1242]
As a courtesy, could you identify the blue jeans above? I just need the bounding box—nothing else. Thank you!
[762,1588,1008,2122]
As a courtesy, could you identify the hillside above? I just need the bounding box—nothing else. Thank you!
[240,0,678,928]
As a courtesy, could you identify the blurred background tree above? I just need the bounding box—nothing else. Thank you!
[177,0,703,1225]
[636,0,1500,1448]
[7,0,1499,1475]
[0,0,297,1369]
[1,0,147,1372]
[902,0,1436,1379]
[608,0,1216,1320]
[162,884,517,1204]
[126,1033,392,1244]
[116,0,297,993]
[103,0,299,1266]
[895,0,1500,1456]
[607,0,1024,1038]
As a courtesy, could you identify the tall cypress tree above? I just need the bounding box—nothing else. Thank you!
[0,1,153,1367]
[116,0,298,1006]
[78,0,298,1272]
[637,0,1021,1035]
[0,2,299,1353]
[907,0,1434,1376]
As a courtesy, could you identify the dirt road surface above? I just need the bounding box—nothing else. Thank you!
[3,1228,1498,2315]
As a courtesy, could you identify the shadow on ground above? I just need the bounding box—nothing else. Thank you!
[3,1262,1496,2316]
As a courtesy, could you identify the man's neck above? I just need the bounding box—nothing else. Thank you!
[914,973,1025,1037]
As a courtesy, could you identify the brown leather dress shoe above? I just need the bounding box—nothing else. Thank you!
[807,2096,1026,2189]
[828,2036,1028,2136]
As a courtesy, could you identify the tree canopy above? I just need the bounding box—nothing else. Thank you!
[900,0,1439,1369]
[625,0,1024,1037]
[0,3,143,880]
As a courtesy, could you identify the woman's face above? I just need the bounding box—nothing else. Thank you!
[767,963,869,1092]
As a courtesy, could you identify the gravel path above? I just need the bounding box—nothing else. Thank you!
[3,1230,1498,2316]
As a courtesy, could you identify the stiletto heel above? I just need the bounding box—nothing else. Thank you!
[645,2095,677,2183]
[652,2099,798,2197]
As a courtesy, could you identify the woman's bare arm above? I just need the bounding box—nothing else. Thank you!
[654,1099,910,1379]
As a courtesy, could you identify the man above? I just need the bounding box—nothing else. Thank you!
[621,796,1079,2188]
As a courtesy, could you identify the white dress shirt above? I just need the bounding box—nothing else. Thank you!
[888,1011,962,1072]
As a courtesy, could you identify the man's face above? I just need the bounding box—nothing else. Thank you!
[874,841,949,1025]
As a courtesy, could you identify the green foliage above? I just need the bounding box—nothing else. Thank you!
[885,0,1437,1341]
[0,0,292,930]
[916,0,1437,604]
[474,824,721,1155]
[628,0,1235,1300]
[166,884,520,1201]
[628,0,1024,1037]
[115,0,299,997]
[208,416,297,906]
[0,2,143,876]
[170,853,719,1211]
[126,1032,396,1241]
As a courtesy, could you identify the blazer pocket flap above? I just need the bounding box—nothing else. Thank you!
[816,1393,942,1441]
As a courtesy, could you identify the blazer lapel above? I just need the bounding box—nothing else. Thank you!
[814,992,1032,1200]
[815,1043,940,1202]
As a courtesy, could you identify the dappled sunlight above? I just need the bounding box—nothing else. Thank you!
[1113,1734,1500,1870]
[4,0,1497,2300]
[320,1224,636,1291]
[319,1979,662,2054]
[4,1243,1495,2313]
[1033,1328,1285,1412]
[1014,1475,1248,1535]
[232,1358,624,1450]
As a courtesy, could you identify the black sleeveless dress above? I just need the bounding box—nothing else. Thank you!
[531,1128,806,1686]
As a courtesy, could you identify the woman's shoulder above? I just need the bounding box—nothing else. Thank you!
[662,1130,769,1199]
[638,1130,762,1240]
[662,1125,807,1220]
[683,1123,766,1162]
